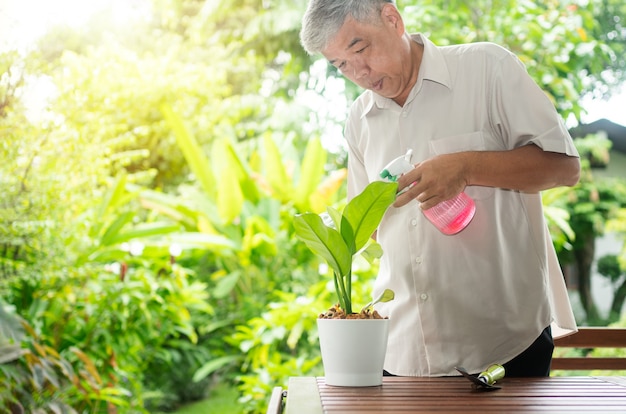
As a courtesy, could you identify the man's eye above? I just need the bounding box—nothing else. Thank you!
[356,46,367,54]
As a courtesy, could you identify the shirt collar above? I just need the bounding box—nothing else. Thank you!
[362,33,452,117]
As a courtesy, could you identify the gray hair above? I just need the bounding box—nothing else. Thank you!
[300,0,395,55]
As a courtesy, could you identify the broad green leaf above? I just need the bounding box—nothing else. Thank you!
[213,139,244,223]
[362,289,396,311]
[87,394,131,405]
[287,320,304,350]
[222,140,260,203]
[544,206,575,241]
[343,181,398,253]
[361,241,384,263]
[100,174,128,216]
[32,364,44,390]
[99,212,135,245]
[193,355,240,383]
[263,133,293,201]
[242,216,277,258]
[98,388,132,397]
[216,169,243,223]
[326,206,342,230]
[293,213,351,278]
[91,174,133,238]
[340,215,356,254]
[213,271,241,298]
[0,344,25,364]
[103,222,181,246]
[161,104,216,200]
[135,185,211,231]
[295,137,326,210]
[0,306,24,343]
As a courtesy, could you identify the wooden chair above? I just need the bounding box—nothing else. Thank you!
[552,327,626,371]
[266,386,286,414]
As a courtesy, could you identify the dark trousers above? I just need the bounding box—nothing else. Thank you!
[383,325,554,377]
[503,325,554,377]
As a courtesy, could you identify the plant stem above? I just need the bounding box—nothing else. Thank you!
[334,271,348,313]
[346,270,352,314]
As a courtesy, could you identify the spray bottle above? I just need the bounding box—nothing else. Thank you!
[380,149,476,235]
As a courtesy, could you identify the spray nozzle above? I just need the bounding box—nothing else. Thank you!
[380,149,414,182]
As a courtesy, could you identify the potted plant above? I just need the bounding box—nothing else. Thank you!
[293,180,397,386]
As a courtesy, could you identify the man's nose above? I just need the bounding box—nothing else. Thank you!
[352,57,369,80]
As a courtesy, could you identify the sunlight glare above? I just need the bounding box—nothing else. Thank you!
[0,0,150,51]
[581,84,626,127]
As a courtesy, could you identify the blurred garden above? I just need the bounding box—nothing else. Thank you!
[1,0,626,412]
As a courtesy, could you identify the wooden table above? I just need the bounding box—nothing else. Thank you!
[283,376,626,413]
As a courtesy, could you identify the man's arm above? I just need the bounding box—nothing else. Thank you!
[394,144,580,209]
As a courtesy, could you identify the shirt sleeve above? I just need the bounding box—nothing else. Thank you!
[489,51,579,157]
[344,101,372,202]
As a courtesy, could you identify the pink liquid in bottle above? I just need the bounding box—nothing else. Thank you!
[422,192,475,235]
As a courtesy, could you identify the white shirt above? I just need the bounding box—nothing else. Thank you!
[344,34,579,376]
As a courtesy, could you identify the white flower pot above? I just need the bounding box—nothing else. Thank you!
[317,318,390,387]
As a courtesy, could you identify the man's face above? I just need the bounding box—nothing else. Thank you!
[321,5,416,105]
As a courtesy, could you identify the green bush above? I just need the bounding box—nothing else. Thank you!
[2,256,213,412]
[1,299,121,412]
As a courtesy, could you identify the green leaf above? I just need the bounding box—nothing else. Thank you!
[326,206,342,229]
[263,133,294,201]
[0,305,24,343]
[212,138,260,209]
[213,139,244,223]
[340,215,356,254]
[99,212,136,245]
[192,355,240,383]
[213,271,241,298]
[362,289,395,312]
[361,241,384,263]
[544,205,575,241]
[91,174,134,239]
[223,141,260,203]
[100,174,129,216]
[104,222,181,246]
[287,320,304,350]
[135,185,206,230]
[0,344,26,364]
[343,181,397,253]
[161,104,216,200]
[293,213,351,278]
[98,387,132,397]
[295,137,326,209]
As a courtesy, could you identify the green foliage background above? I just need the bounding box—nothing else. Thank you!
[1,0,626,412]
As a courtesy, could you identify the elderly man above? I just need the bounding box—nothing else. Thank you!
[300,0,580,377]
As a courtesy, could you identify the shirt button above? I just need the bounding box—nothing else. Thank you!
[411,218,418,226]
[420,293,428,301]
[415,257,422,264]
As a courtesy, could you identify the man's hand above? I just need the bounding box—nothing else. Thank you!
[394,153,468,209]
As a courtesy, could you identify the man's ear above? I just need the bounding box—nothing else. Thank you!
[380,3,405,35]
